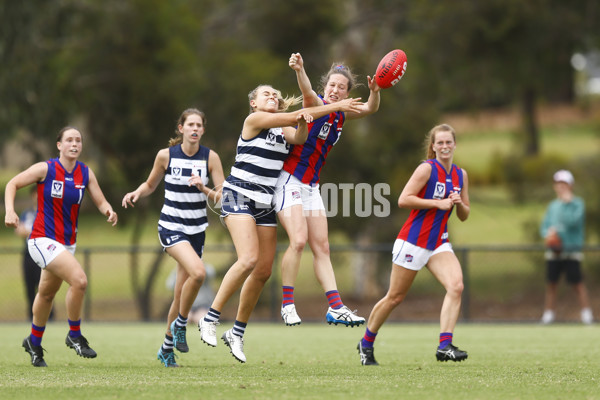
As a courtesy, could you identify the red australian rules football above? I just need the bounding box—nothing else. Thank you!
[375,49,407,89]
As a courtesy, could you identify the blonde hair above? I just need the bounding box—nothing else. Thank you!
[424,124,456,159]
[168,108,206,147]
[248,84,302,114]
[319,63,359,95]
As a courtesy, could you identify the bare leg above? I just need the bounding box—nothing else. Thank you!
[366,264,418,333]
[236,226,277,323]
[426,251,464,333]
[573,283,591,309]
[164,263,188,335]
[42,251,88,323]
[166,242,206,319]
[277,205,307,287]
[306,211,337,292]
[544,282,558,311]
[210,215,259,312]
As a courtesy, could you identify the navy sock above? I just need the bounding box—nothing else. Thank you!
[204,308,221,323]
[361,328,377,349]
[439,332,453,349]
[232,320,247,338]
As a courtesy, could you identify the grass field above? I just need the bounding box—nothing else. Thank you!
[1,323,598,399]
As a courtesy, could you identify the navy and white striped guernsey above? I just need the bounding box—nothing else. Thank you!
[158,144,211,234]
[224,127,290,204]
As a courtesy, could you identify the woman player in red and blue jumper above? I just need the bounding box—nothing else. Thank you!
[357,124,470,365]
[275,53,381,327]
[5,127,118,367]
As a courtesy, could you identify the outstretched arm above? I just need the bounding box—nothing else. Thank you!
[242,97,364,140]
[346,75,381,120]
[122,149,168,208]
[283,112,313,145]
[289,53,322,108]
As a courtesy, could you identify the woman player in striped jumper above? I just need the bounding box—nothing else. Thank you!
[198,84,363,363]
[357,124,470,366]
[5,127,118,367]
[122,108,225,367]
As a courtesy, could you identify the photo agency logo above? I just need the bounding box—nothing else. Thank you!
[206,181,391,218]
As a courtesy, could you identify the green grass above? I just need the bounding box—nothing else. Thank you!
[1,323,598,399]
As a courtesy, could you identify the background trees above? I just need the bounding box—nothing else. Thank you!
[1,0,598,241]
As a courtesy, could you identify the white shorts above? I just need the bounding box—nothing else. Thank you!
[28,237,76,269]
[273,171,325,214]
[391,239,453,271]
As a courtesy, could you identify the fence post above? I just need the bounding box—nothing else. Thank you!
[83,248,91,321]
[459,247,470,322]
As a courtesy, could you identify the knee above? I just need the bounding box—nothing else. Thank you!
[188,267,206,285]
[71,275,88,293]
[237,254,259,274]
[288,234,308,253]
[37,291,56,304]
[385,292,406,308]
[252,266,272,284]
[447,280,464,297]
[310,239,330,257]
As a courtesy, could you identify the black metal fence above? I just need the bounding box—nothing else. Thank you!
[1,244,599,323]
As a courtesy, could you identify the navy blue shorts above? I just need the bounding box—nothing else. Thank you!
[220,187,277,227]
[158,226,205,257]
[546,259,583,284]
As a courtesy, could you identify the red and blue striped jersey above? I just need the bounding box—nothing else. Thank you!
[397,159,464,250]
[30,158,89,246]
[282,97,345,185]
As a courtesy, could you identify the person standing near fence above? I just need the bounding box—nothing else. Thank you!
[198,84,363,363]
[540,169,593,325]
[356,124,470,366]
[4,127,118,367]
[122,108,225,367]
[274,53,381,327]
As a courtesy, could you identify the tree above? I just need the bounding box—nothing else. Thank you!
[409,0,597,156]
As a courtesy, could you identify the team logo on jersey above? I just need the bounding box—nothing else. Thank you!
[266,131,278,146]
[433,182,446,199]
[172,167,182,179]
[51,180,64,198]
[318,122,332,139]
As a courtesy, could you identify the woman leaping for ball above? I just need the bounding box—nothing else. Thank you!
[275,53,382,327]
[198,84,363,363]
